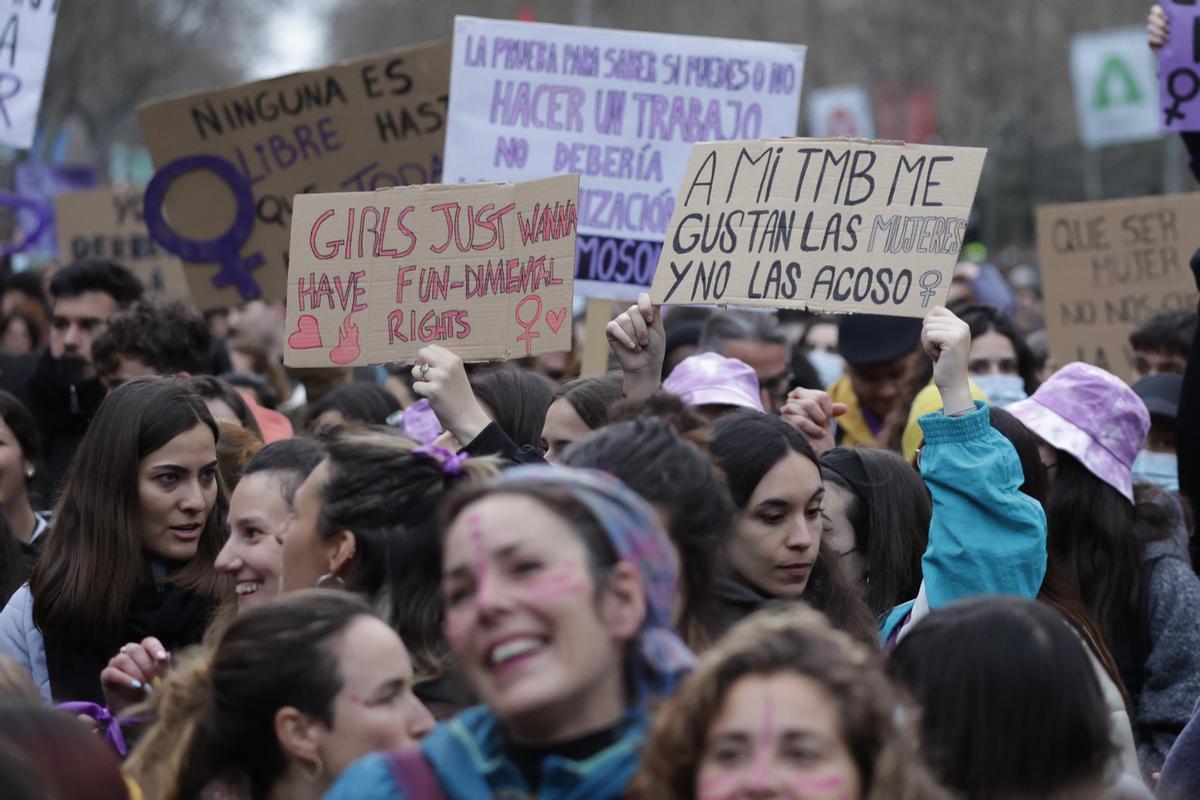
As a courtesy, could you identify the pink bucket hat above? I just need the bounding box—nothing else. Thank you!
[1007,362,1149,502]
[662,352,764,413]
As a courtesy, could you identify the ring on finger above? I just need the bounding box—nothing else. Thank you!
[419,362,430,380]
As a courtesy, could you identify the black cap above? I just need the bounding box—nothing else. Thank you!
[837,314,923,367]
[1132,372,1182,421]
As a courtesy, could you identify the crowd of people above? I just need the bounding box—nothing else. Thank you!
[0,7,1195,800]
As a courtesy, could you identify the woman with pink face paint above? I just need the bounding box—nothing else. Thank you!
[629,605,950,800]
[325,465,694,800]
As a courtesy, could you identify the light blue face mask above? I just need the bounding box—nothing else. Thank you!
[1131,450,1179,492]
[807,349,844,390]
[972,373,1027,407]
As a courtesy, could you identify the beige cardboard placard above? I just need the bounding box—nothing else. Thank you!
[137,40,450,311]
[650,138,987,317]
[283,174,578,368]
[1037,194,1200,382]
[55,187,192,301]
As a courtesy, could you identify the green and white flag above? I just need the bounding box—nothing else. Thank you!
[1070,27,1160,148]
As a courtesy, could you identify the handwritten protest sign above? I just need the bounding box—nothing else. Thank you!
[137,40,450,311]
[444,16,805,299]
[1070,28,1159,148]
[56,188,191,301]
[283,174,577,368]
[0,2,57,149]
[1160,0,1200,131]
[649,138,986,317]
[1037,194,1200,382]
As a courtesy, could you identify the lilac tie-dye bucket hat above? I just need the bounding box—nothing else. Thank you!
[1007,362,1149,502]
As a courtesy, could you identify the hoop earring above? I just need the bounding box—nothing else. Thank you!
[316,573,345,589]
[302,754,323,781]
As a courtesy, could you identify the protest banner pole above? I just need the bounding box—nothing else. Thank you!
[581,298,613,376]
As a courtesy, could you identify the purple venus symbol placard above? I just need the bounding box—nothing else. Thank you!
[144,154,265,301]
[1161,0,1200,130]
[0,192,50,259]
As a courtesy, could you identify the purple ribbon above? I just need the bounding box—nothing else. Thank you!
[0,192,50,259]
[413,444,468,477]
[143,154,265,301]
[56,701,130,756]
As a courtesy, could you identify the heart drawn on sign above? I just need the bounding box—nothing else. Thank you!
[288,315,323,350]
[329,315,362,365]
[544,308,568,334]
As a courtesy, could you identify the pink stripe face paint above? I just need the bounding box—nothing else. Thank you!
[789,774,846,794]
[751,695,774,789]
[696,771,739,800]
[469,517,491,604]
[443,515,489,642]
[523,560,588,599]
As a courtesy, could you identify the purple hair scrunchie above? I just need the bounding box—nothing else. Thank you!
[413,444,469,478]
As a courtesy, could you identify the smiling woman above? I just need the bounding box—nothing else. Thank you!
[0,378,226,705]
[325,465,694,800]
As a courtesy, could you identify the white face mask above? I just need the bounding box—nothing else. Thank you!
[807,349,844,390]
[972,373,1027,407]
[1131,450,1179,492]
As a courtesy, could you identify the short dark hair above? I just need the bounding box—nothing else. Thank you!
[2,270,47,310]
[1129,309,1196,359]
[306,382,401,430]
[242,437,325,507]
[699,310,786,354]
[92,300,214,378]
[48,259,143,307]
[554,373,624,430]
[889,596,1114,799]
[471,368,556,449]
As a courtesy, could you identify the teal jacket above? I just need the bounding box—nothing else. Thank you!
[324,705,648,800]
[881,403,1047,643]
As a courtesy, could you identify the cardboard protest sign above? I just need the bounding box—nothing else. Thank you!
[0,2,57,150]
[137,40,450,311]
[1070,27,1159,148]
[807,86,875,138]
[56,188,191,301]
[1160,0,1200,131]
[1036,194,1200,382]
[649,138,986,318]
[444,16,805,299]
[283,174,577,368]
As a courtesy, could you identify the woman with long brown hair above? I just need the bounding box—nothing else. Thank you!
[0,378,226,704]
